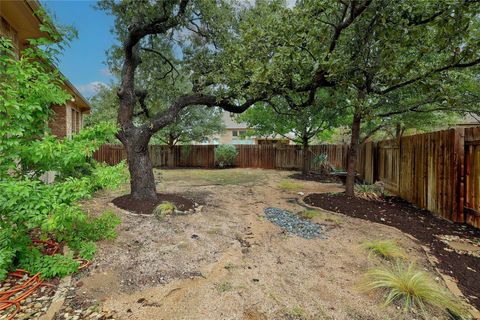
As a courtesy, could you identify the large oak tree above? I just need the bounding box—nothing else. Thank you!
[97,0,264,200]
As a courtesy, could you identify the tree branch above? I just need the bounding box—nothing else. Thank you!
[140,47,180,83]
[376,56,480,95]
[117,0,189,129]
[148,93,265,133]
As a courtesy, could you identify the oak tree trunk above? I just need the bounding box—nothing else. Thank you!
[345,114,361,196]
[119,129,157,201]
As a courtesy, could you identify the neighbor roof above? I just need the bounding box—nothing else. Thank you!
[221,111,249,129]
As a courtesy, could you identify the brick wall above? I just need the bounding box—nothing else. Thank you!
[48,105,67,137]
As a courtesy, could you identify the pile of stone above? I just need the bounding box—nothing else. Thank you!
[264,207,327,239]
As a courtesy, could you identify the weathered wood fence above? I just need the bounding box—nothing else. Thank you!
[94,126,480,228]
[360,127,480,229]
[94,144,348,170]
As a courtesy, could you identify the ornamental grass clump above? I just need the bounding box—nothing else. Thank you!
[361,262,471,319]
[362,239,407,260]
[154,201,176,220]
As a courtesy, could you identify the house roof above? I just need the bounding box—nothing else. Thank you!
[221,111,249,129]
[1,0,90,112]
[62,77,90,112]
[0,0,57,43]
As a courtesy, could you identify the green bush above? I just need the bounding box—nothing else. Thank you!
[312,153,334,175]
[0,162,127,280]
[0,36,126,281]
[215,145,238,168]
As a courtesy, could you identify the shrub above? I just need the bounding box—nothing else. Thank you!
[355,183,387,201]
[312,153,334,175]
[361,262,470,319]
[153,202,176,220]
[0,163,127,280]
[0,37,126,281]
[215,145,238,168]
[362,240,407,260]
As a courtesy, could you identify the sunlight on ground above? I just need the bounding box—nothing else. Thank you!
[277,180,305,191]
[155,168,266,186]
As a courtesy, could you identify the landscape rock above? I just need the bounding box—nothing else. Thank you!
[264,207,327,239]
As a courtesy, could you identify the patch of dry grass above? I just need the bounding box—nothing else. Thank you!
[362,240,407,260]
[298,210,343,224]
[278,180,304,191]
[157,169,264,186]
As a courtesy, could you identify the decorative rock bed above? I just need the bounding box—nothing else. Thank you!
[264,207,327,239]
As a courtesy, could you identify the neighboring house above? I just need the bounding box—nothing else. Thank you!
[0,0,90,138]
[201,111,292,145]
[457,114,480,128]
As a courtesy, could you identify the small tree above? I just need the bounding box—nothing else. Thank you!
[238,91,342,175]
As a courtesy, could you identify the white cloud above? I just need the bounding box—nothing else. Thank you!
[100,67,112,77]
[76,81,107,98]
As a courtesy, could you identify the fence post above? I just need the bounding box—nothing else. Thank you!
[454,128,465,223]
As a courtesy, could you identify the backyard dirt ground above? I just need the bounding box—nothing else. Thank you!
[62,168,472,320]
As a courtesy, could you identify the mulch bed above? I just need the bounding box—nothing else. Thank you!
[303,193,480,310]
[112,193,196,215]
[289,172,340,183]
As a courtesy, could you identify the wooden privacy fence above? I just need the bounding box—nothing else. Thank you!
[94,144,348,170]
[94,126,480,228]
[365,127,480,229]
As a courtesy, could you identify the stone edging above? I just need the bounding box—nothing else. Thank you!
[299,193,480,318]
[38,275,71,320]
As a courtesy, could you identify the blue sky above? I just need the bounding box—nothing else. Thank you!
[41,0,117,98]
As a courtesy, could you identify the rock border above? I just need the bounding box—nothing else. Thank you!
[38,275,71,320]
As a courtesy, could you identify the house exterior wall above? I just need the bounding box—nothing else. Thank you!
[48,102,85,138]
[49,105,67,137]
[1,0,90,140]
[0,16,20,56]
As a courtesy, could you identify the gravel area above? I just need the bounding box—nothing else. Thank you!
[264,207,327,239]
[0,274,58,320]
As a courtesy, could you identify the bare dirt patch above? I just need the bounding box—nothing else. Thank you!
[304,192,480,310]
[53,169,472,319]
[112,193,196,214]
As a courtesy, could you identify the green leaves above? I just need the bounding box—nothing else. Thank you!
[0,163,127,280]
[0,38,70,177]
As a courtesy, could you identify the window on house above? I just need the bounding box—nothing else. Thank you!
[76,111,81,132]
[232,130,238,137]
[0,17,19,57]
